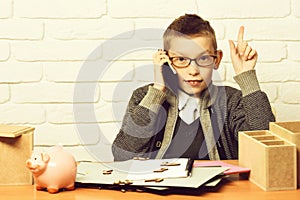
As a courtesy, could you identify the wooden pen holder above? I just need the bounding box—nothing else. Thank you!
[239,130,297,191]
[0,125,34,185]
[269,121,300,188]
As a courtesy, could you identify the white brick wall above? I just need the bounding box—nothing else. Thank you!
[0,85,9,103]
[0,0,12,18]
[0,62,42,82]
[14,0,106,19]
[12,41,101,61]
[0,42,10,60]
[108,0,198,18]
[46,17,135,40]
[0,20,43,40]
[197,0,290,18]
[1,0,300,161]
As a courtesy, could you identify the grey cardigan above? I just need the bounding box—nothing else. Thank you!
[112,70,275,161]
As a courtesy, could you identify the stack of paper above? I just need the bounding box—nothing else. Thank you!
[76,158,229,189]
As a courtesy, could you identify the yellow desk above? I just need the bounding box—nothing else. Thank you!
[1,161,299,200]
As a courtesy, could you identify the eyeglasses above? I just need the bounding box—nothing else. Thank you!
[169,54,217,68]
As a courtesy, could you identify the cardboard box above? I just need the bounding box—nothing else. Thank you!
[269,121,300,187]
[0,125,34,185]
[239,130,297,191]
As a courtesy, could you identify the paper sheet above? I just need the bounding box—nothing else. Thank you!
[193,160,250,175]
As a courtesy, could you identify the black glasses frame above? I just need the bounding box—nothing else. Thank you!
[166,51,218,68]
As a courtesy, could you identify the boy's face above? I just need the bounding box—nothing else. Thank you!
[168,36,222,97]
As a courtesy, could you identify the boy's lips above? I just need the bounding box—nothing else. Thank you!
[184,80,203,86]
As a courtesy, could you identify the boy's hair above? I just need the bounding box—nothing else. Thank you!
[163,14,217,51]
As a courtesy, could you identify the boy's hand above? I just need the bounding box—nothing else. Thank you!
[229,26,258,75]
[152,49,172,91]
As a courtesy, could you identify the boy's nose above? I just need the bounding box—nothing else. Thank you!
[187,61,200,75]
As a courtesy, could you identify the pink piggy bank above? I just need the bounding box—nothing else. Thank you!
[26,145,77,194]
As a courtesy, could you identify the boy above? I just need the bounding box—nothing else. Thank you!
[112,14,275,161]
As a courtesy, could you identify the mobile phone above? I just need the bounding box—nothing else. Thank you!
[163,50,176,74]
[162,62,179,94]
[166,62,177,74]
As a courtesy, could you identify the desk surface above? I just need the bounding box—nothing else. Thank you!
[1,161,299,200]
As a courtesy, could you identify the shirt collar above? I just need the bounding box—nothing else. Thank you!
[178,90,199,110]
[178,90,189,110]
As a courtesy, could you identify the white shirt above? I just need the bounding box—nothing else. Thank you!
[178,90,200,124]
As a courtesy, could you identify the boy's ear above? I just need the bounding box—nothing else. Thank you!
[214,50,223,69]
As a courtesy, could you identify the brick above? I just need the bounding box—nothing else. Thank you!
[45,61,134,82]
[14,0,106,19]
[0,85,9,103]
[102,41,155,61]
[274,104,300,122]
[0,0,12,18]
[0,105,45,124]
[288,43,300,61]
[12,41,101,61]
[100,61,134,82]
[100,82,140,102]
[11,83,99,103]
[34,124,80,145]
[197,0,289,18]
[256,62,300,83]
[293,0,300,17]
[47,17,134,40]
[0,62,42,83]
[44,62,87,82]
[109,0,197,18]
[253,42,287,62]
[280,82,300,104]
[0,20,43,40]
[47,104,79,124]
[225,19,300,41]
[47,102,126,123]
[0,42,9,61]
[45,61,93,82]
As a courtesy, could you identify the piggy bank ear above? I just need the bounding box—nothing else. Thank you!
[41,153,50,163]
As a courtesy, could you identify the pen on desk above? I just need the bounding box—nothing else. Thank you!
[185,159,194,176]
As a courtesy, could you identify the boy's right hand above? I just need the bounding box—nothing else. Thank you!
[229,26,258,75]
[152,49,172,91]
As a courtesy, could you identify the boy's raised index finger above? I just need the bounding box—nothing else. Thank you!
[237,26,245,44]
